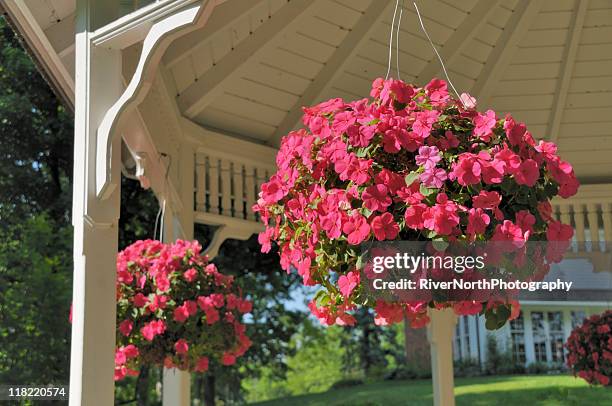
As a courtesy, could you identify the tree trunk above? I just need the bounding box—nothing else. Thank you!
[204,373,215,406]
[136,365,150,406]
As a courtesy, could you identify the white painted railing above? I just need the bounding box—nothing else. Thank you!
[194,152,273,222]
[552,184,612,252]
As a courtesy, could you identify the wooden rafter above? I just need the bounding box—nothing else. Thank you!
[163,0,266,69]
[272,0,393,144]
[176,0,316,119]
[470,0,543,107]
[549,0,588,142]
[414,0,501,85]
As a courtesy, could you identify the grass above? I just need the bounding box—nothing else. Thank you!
[251,375,612,406]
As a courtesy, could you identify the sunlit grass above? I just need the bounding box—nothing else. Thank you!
[251,375,611,406]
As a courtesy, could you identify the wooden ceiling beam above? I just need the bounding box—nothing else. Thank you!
[549,0,588,142]
[470,0,543,107]
[176,0,316,119]
[271,0,393,145]
[415,0,501,85]
[163,0,266,69]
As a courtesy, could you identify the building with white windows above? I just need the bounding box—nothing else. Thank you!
[454,258,612,367]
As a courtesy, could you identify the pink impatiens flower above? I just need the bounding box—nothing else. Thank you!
[342,212,370,245]
[420,167,447,188]
[473,110,497,141]
[174,339,189,355]
[513,159,539,186]
[362,184,391,212]
[415,145,441,168]
[338,271,360,298]
[370,212,399,241]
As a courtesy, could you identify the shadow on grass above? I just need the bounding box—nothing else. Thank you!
[251,375,612,406]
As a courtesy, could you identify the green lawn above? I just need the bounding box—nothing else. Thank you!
[251,375,612,406]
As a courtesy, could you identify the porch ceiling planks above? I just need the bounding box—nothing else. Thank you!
[176,0,317,118]
[271,0,394,145]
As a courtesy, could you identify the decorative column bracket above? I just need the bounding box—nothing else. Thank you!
[94,0,222,200]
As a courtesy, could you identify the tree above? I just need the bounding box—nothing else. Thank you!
[0,16,73,387]
[194,234,306,406]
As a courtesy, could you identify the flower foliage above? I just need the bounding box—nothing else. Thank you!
[114,239,252,380]
[566,310,612,386]
[254,77,578,329]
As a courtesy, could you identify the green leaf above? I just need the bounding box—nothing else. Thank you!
[405,171,419,186]
[420,184,435,196]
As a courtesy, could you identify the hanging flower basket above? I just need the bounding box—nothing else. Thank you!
[114,239,252,380]
[566,310,612,386]
[254,77,578,329]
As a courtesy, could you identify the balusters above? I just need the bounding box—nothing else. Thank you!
[573,204,586,251]
[220,159,231,216]
[603,203,612,247]
[245,165,256,221]
[586,203,600,250]
[208,156,220,215]
[192,152,273,222]
[195,154,206,212]
[233,162,245,219]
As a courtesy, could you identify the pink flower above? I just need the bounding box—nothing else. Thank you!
[412,110,440,139]
[260,175,287,204]
[195,357,209,372]
[371,213,399,241]
[515,210,536,233]
[221,353,236,366]
[338,271,360,298]
[133,293,148,308]
[183,268,197,282]
[472,191,501,210]
[546,220,573,242]
[420,167,447,188]
[119,320,133,337]
[362,184,391,212]
[342,212,370,245]
[174,339,189,355]
[466,208,490,236]
[450,153,481,186]
[416,145,441,168]
[473,109,496,141]
[492,220,527,249]
[148,294,168,312]
[459,93,476,109]
[405,203,428,230]
[140,320,166,341]
[513,159,539,186]
[425,78,449,105]
[422,194,460,236]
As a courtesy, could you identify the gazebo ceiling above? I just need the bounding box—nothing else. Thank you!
[8,0,612,183]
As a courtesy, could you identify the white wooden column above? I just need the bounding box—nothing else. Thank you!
[427,308,457,406]
[70,1,122,405]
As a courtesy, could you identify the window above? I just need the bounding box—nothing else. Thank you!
[510,312,526,363]
[462,316,471,359]
[548,312,565,363]
[571,310,586,329]
[531,312,547,362]
[531,311,567,364]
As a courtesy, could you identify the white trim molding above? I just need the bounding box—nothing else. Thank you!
[95,0,222,199]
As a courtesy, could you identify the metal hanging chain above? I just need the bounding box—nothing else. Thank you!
[412,1,465,106]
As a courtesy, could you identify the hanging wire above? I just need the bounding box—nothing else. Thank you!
[412,1,465,106]
[385,0,401,80]
[153,153,172,241]
[395,0,405,80]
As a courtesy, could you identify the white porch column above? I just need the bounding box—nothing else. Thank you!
[70,1,121,405]
[427,308,457,406]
